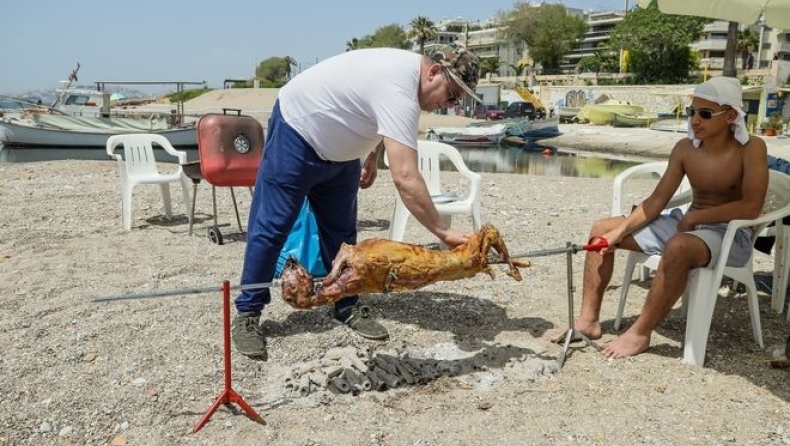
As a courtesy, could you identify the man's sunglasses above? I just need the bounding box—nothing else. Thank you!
[686,106,729,120]
[441,69,461,105]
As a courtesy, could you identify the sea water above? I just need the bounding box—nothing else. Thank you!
[378,144,650,179]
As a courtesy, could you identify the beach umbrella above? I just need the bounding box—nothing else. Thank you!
[636,0,790,28]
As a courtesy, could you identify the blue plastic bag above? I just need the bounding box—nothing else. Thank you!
[275,199,327,277]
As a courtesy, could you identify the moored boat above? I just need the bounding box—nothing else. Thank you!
[499,117,561,147]
[649,116,689,133]
[428,117,560,148]
[0,65,202,162]
[579,99,644,125]
[612,112,659,128]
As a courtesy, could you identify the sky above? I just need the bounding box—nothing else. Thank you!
[1,0,629,95]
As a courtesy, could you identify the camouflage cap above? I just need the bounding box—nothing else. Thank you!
[428,43,482,103]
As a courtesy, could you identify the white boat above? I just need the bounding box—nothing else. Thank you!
[427,122,509,146]
[649,116,689,133]
[0,64,200,162]
[427,117,560,147]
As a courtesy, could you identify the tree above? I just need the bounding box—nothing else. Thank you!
[509,62,527,78]
[367,24,410,49]
[722,22,739,77]
[501,4,587,75]
[409,16,437,54]
[345,38,361,52]
[283,56,297,80]
[255,57,293,87]
[608,1,709,84]
[737,28,759,70]
[479,57,501,78]
[346,24,410,52]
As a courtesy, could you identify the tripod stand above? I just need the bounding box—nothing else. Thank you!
[511,239,606,367]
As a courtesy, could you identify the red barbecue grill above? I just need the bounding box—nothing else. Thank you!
[182,108,264,244]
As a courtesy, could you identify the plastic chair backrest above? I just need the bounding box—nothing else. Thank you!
[416,141,471,196]
[611,161,691,217]
[106,133,187,169]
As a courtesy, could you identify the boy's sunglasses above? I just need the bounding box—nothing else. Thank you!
[686,106,728,120]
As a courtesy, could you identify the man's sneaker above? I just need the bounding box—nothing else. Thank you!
[231,311,268,360]
[333,305,389,340]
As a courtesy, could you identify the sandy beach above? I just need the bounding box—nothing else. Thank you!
[1,91,790,445]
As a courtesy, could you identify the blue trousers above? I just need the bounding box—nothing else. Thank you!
[235,101,360,313]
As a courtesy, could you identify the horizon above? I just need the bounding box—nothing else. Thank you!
[1,0,627,96]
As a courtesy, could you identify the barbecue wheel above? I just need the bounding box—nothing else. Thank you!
[207,226,224,245]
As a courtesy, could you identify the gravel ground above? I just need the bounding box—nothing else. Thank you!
[0,160,789,446]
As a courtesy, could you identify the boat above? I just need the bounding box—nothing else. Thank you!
[427,122,510,146]
[649,116,689,133]
[0,115,196,150]
[557,106,580,123]
[499,117,561,147]
[0,64,200,162]
[578,99,644,125]
[612,112,659,128]
[428,117,560,147]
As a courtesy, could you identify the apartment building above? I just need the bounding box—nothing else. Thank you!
[417,9,624,77]
[561,10,624,73]
[417,7,784,78]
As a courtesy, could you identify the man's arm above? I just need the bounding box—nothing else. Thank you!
[598,141,688,249]
[384,137,471,247]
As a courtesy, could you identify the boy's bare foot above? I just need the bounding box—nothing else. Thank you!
[600,331,650,359]
[573,319,602,340]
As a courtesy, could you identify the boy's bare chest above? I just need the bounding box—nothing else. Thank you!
[684,147,744,195]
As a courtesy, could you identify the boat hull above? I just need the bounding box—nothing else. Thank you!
[580,101,644,125]
[0,120,198,162]
[430,117,560,147]
[612,112,659,128]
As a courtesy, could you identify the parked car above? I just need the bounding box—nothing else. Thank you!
[504,101,546,120]
[473,104,505,120]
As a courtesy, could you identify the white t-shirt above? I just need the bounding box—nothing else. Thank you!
[278,48,422,162]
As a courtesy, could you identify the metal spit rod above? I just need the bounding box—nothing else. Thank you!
[91,279,322,303]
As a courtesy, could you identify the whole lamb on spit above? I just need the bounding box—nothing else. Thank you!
[280,223,529,309]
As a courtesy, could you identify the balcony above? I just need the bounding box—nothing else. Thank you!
[699,58,725,70]
[694,40,728,51]
[702,22,730,33]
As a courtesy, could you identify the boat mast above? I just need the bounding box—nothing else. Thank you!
[51,63,80,108]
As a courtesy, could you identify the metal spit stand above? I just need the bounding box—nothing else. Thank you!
[511,240,604,367]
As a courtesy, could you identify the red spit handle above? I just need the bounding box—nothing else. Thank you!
[582,237,609,252]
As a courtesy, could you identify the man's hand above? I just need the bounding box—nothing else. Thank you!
[595,228,626,255]
[677,208,698,233]
[359,152,378,189]
[439,228,472,248]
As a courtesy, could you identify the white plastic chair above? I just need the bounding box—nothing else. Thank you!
[385,140,482,241]
[613,161,691,318]
[616,168,790,366]
[106,133,192,231]
[758,216,790,319]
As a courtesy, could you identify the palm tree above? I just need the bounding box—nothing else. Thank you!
[722,21,739,77]
[509,62,527,79]
[479,57,501,79]
[737,28,759,70]
[283,56,297,80]
[408,16,437,54]
[345,38,360,52]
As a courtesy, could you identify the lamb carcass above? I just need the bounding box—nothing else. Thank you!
[280,223,529,309]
